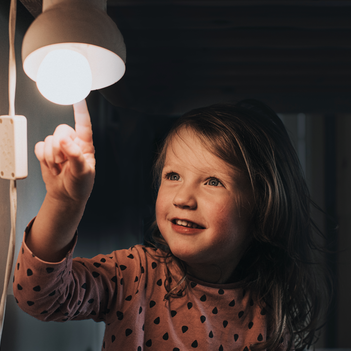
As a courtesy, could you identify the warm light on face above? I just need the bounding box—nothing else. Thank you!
[36,49,92,105]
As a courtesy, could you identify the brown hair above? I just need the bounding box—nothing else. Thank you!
[151,99,330,351]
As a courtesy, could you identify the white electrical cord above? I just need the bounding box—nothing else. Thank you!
[0,0,18,340]
[0,181,17,340]
[8,0,16,118]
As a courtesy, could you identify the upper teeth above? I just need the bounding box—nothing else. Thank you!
[175,219,201,228]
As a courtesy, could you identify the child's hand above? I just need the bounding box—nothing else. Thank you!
[34,100,95,205]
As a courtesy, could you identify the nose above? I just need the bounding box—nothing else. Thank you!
[173,183,197,210]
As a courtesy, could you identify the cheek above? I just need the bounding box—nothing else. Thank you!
[206,203,233,239]
[155,195,163,222]
[211,199,250,237]
[155,187,169,226]
[156,184,166,207]
[211,197,239,221]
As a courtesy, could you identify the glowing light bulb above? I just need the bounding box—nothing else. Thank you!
[36,49,93,105]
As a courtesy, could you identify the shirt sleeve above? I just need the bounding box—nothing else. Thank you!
[12,220,147,324]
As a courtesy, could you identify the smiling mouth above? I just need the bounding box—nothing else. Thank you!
[172,219,205,229]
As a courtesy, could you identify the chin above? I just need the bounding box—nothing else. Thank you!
[168,244,206,265]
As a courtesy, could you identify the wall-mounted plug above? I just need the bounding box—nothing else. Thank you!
[0,115,28,180]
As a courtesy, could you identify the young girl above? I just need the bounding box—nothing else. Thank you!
[13,99,328,351]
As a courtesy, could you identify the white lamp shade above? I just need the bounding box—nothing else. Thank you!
[22,0,126,105]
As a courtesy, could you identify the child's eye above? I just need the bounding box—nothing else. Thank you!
[206,178,223,187]
[165,172,180,181]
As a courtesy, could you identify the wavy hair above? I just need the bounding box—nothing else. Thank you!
[151,99,330,351]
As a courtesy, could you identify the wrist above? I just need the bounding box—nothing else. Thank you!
[45,192,87,215]
[26,194,86,262]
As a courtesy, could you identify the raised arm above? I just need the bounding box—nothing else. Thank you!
[26,100,95,262]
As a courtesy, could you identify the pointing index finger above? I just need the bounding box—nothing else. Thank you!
[73,99,93,143]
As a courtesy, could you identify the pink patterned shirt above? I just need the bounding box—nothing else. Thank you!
[13,223,283,351]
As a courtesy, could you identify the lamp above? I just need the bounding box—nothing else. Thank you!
[22,0,126,105]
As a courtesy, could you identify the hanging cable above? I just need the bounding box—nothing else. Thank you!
[0,0,18,340]
[8,0,16,117]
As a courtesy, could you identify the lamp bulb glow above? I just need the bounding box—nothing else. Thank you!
[36,49,93,105]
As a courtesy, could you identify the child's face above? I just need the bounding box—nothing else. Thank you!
[156,128,253,282]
